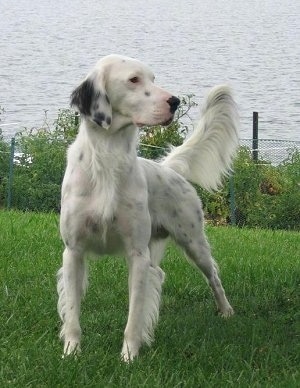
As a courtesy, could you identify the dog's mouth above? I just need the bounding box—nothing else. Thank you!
[135,116,174,128]
[161,117,174,126]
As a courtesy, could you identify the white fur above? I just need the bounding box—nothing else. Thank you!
[163,85,239,191]
[57,54,239,362]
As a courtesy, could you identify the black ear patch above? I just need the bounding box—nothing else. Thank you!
[70,79,95,115]
[70,77,112,129]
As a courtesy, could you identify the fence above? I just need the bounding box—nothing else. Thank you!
[240,138,299,166]
[0,119,299,229]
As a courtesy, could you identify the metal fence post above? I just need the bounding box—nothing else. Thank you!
[252,111,259,161]
[75,111,79,126]
[229,175,236,226]
[7,137,15,209]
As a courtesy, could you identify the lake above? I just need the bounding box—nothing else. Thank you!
[0,0,300,141]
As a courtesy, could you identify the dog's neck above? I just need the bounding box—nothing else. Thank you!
[78,119,138,174]
[110,110,135,133]
[70,119,139,222]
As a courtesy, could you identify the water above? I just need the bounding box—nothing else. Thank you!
[1,0,300,141]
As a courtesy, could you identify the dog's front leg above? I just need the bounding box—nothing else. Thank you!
[57,247,87,356]
[121,248,151,362]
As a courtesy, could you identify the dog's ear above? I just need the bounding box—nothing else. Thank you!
[70,77,112,129]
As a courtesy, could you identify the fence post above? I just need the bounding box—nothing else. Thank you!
[75,111,79,126]
[252,111,258,161]
[229,175,236,226]
[7,137,15,209]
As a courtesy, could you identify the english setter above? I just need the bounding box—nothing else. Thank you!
[57,54,239,361]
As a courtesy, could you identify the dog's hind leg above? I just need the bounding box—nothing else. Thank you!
[187,236,233,317]
[57,247,87,355]
[181,232,234,317]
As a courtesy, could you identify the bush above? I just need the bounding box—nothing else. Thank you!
[196,184,231,226]
[194,146,300,230]
[1,103,299,230]
[0,131,10,207]
[232,147,300,230]
[9,109,79,212]
[0,108,11,207]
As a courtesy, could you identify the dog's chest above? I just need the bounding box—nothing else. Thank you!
[84,215,124,255]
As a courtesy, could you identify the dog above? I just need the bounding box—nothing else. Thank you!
[57,54,239,361]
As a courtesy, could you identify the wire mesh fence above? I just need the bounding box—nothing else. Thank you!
[240,138,299,165]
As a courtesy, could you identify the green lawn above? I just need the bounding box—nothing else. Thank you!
[0,211,299,387]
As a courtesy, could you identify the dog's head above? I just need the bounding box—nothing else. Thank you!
[70,55,180,130]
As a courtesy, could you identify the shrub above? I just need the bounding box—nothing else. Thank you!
[1,102,299,230]
[0,132,10,207]
[232,147,300,230]
[270,149,300,230]
[0,108,11,207]
[194,146,300,230]
[10,110,79,212]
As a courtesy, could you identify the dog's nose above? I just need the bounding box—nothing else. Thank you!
[167,96,180,114]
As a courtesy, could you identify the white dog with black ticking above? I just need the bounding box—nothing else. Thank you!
[57,54,239,361]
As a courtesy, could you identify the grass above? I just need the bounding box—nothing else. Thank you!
[0,210,299,387]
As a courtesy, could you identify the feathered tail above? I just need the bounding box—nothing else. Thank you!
[162,85,239,191]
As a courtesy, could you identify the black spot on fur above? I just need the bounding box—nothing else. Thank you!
[106,116,111,125]
[172,176,184,188]
[145,91,151,96]
[172,177,191,195]
[152,226,169,239]
[93,112,106,126]
[182,186,190,195]
[136,202,144,212]
[85,216,99,233]
[196,209,203,222]
[79,152,84,161]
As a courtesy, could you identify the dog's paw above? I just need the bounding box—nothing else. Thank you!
[219,305,234,318]
[62,340,81,358]
[121,341,139,363]
[120,351,132,363]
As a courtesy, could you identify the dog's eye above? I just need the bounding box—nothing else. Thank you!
[129,76,139,84]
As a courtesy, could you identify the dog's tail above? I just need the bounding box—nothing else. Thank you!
[162,85,239,191]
